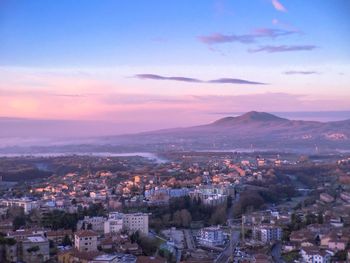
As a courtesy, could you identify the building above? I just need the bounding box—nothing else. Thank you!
[340,192,350,203]
[197,226,224,246]
[189,185,230,207]
[104,213,124,234]
[21,236,50,263]
[0,198,38,214]
[74,230,98,252]
[123,213,149,235]
[46,229,73,245]
[90,253,137,263]
[77,216,106,233]
[4,239,18,263]
[253,225,282,243]
[319,193,335,203]
[300,247,332,263]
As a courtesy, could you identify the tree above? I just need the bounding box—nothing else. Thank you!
[7,206,25,219]
[137,236,158,256]
[28,209,42,224]
[61,235,72,246]
[173,211,182,227]
[27,245,40,253]
[210,205,227,225]
[227,195,233,209]
[130,231,140,243]
[13,215,26,230]
[180,209,192,227]
[317,213,324,224]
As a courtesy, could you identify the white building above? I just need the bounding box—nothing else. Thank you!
[90,253,137,263]
[189,185,230,207]
[197,226,224,246]
[253,225,282,243]
[77,216,106,232]
[300,247,332,263]
[123,213,149,235]
[0,198,38,214]
[104,212,124,234]
[74,230,98,252]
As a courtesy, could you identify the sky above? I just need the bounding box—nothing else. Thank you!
[0,0,350,136]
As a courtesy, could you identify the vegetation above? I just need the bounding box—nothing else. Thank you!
[0,236,17,246]
[282,250,300,263]
[27,245,40,253]
[131,231,159,256]
[41,203,106,230]
[147,196,228,232]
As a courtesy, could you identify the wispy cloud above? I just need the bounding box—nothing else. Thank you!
[272,18,299,32]
[284,71,319,75]
[272,0,287,12]
[248,45,317,53]
[198,28,296,45]
[135,74,202,83]
[209,78,267,85]
[135,74,267,85]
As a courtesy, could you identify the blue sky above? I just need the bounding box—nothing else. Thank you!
[1,0,349,67]
[0,0,349,132]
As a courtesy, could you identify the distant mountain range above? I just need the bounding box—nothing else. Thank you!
[1,111,350,154]
[100,111,350,152]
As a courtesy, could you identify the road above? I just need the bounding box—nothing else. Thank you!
[215,230,240,263]
[271,242,285,263]
[215,194,241,263]
[183,229,196,250]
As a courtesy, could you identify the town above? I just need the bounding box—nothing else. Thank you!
[0,151,349,263]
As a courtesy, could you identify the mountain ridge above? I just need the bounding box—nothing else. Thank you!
[110,111,350,152]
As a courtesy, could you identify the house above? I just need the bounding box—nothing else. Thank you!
[46,229,73,245]
[290,229,315,245]
[340,192,350,203]
[136,256,166,263]
[300,246,332,263]
[328,237,347,252]
[120,242,142,255]
[319,193,335,204]
[74,230,98,252]
[21,236,50,263]
[320,230,349,252]
[58,249,100,263]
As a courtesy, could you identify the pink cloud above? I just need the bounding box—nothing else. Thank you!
[248,45,317,53]
[272,0,287,12]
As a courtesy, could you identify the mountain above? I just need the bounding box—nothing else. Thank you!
[0,111,349,154]
[102,111,350,152]
[211,111,288,125]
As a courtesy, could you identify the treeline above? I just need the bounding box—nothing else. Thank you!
[148,196,228,232]
[232,185,296,217]
[0,168,52,182]
[11,203,106,231]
